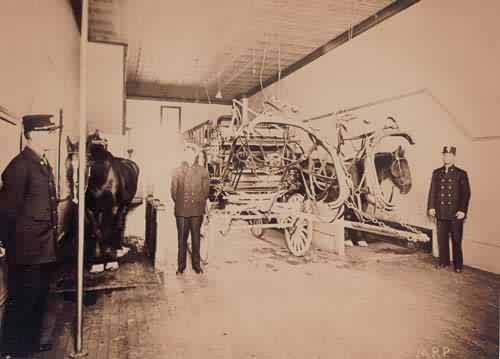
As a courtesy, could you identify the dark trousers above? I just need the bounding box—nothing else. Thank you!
[176,216,203,272]
[2,263,54,353]
[437,219,464,269]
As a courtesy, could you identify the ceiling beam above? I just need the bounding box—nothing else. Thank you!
[242,0,421,99]
[0,116,16,126]
[69,0,82,32]
[127,94,233,106]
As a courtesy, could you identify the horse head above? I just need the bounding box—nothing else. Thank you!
[388,145,412,195]
[66,134,119,200]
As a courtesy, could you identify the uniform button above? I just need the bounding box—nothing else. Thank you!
[448,202,451,205]
[441,186,444,189]
[448,186,451,189]
[441,201,444,205]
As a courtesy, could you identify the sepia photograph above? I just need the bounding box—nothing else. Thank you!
[0,0,499,358]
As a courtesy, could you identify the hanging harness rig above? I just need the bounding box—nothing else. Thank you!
[335,117,428,243]
[215,101,352,213]
[187,99,429,256]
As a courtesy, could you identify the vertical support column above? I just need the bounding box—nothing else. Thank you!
[57,109,63,196]
[312,203,345,256]
[432,222,438,258]
[241,96,249,125]
[71,0,89,357]
[335,217,345,256]
[154,204,169,273]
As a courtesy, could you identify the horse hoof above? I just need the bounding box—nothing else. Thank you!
[344,240,354,247]
[357,240,368,247]
[90,264,105,273]
[116,247,130,258]
[105,261,119,271]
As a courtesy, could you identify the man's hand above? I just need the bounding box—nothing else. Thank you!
[456,211,465,220]
[0,247,5,258]
[428,208,436,217]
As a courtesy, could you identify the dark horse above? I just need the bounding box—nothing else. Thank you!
[66,135,140,267]
[344,144,412,244]
[352,144,412,205]
[375,145,411,192]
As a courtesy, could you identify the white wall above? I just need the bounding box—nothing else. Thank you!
[124,99,230,261]
[126,98,230,201]
[0,115,21,184]
[0,0,80,300]
[249,0,500,273]
[87,42,125,134]
[0,0,81,200]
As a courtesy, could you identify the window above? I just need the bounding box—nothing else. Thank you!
[160,106,181,133]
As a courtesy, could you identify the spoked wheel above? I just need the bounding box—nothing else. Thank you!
[249,218,265,238]
[284,215,313,256]
[282,193,313,256]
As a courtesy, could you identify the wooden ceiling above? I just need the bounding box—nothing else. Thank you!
[82,0,418,104]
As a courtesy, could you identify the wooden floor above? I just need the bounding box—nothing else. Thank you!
[32,252,162,359]
[26,231,500,359]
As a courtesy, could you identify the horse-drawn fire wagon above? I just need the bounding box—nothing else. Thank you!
[184,98,429,258]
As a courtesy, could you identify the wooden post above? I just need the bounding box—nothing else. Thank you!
[335,217,345,256]
[431,221,439,258]
[70,0,89,357]
[241,96,249,125]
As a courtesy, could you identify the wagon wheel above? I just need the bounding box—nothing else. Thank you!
[284,214,313,257]
[282,193,313,256]
[249,218,265,238]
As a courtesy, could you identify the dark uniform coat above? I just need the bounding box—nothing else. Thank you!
[170,161,209,273]
[171,162,210,217]
[427,165,471,220]
[0,146,58,265]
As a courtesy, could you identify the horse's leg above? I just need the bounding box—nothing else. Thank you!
[95,208,115,264]
[113,205,128,250]
[85,208,102,265]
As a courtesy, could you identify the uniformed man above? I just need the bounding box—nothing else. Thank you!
[0,114,59,356]
[171,146,209,275]
[427,146,471,273]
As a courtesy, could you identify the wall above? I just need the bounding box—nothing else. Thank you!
[87,42,125,134]
[0,0,81,200]
[0,115,21,184]
[249,0,500,273]
[0,0,81,308]
[124,98,230,264]
[125,98,231,201]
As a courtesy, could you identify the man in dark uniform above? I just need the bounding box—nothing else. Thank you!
[427,146,471,273]
[171,146,210,275]
[0,114,59,356]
